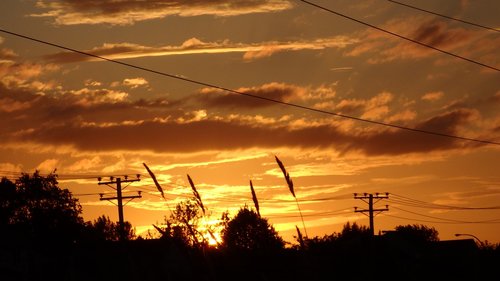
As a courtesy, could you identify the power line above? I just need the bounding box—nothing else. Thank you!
[391,206,500,223]
[387,0,500,33]
[390,193,500,210]
[298,0,500,72]
[385,213,500,224]
[384,214,499,224]
[0,29,498,146]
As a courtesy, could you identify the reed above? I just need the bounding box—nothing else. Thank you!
[249,180,260,217]
[143,162,165,199]
[275,155,308,238]
[187,174,206,215]
[295,225,305,249]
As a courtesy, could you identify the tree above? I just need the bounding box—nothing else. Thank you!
[338,222,371,240]
[159,199,204,247]
[221,206,284,251]
[85,215,135,241]
[0,172,85,244]
[303,222,371,251]
[0,177,17,225]
[393,224,439,243]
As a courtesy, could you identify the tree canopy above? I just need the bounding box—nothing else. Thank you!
[0,172,84,243]
[85,215,135,241]
[393,224,440,243]
[221,206,284,251]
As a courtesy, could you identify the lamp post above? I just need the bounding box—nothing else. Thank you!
[455,233,483,247]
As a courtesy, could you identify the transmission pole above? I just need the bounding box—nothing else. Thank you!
[98,175,142,241]
[354,193,389,236]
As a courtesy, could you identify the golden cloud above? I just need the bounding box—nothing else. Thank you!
[32,0,293,25]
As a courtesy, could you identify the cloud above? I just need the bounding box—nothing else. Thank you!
[422,91,444,102]
[0,97,32,113]
[195,82,306,109]
[0,59,488,158]
[0,56,60,91]
[123,77,149,89]
[36,158,60,173]
[66,156,102,172]
[68,88,129,106]
[45,36,356,63]
[345,16,493,65]
[11,107,480,156]
[32,0,293,25]
[336,92,394,121]
[385,109,417,123]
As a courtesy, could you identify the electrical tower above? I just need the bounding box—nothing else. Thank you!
[98,175,142,241]
[354,193,389,236]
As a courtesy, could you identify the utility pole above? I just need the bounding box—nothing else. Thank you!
[354,193,389,236]
[98,175,142,241]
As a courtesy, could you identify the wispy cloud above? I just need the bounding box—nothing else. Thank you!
[345,16,498,66]
[32,0,293,25]
[422,91,444,102]
[45,36,356,63]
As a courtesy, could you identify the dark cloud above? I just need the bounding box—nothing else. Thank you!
[359,110,475,155]
[44,43,141,63]
[33,0,293,25]
[195,83,304,109]
[346,17,480,63]
[10,106,478,156]
[0,79,487,156]
[411,21,472,48]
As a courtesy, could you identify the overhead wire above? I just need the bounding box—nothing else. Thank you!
[391,206,500,223]
[298,0,500,72]
[389,193,500,210]
[386,0,500,32]
[0,28,499,146]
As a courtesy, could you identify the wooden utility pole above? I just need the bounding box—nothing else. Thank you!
[354,193,389,236]
[98,175,141,241]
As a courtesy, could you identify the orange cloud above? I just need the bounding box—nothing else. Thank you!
[344,16,493,65]
[196,82,307,109]
[336,92,394,121]
[422,91,444,102]
[32,0,293,25]
[122,77,149,89]
[45,36,355,63]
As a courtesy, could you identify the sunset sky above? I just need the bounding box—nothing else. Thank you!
[1,0,499,244]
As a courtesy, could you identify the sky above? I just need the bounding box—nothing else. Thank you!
[0,0,499,244]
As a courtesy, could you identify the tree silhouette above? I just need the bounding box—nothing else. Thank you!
[0,172,84,244]
[393,224,439,243]
[221,206,284,251]
[160,199,204,247]
[0,177,17,225]
[85,215,135,241]
[338,221,371,240]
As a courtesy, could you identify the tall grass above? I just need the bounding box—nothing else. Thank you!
[296,225,305,249]
[249,180,260,217]
[275,155,308,238]
[143,162,165,199]
[187,174,206,215]
[185,174,219,247]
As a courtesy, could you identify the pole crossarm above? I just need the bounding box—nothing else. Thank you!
[97,175,141,241]
[354,192,389,236]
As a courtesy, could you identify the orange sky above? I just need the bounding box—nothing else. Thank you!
[0,0,499,244]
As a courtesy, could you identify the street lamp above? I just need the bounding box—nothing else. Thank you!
[455,233,483,247]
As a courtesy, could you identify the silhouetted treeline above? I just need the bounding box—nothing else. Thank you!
[1,172,499,281]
